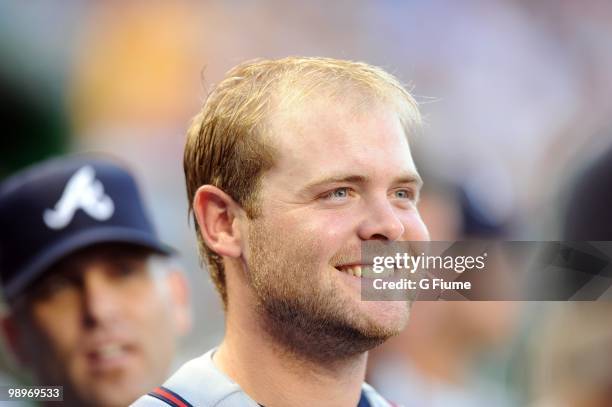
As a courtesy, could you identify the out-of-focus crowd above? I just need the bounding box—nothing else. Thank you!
[1,1,612,406]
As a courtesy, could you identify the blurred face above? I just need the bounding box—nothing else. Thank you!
[12,244,183,407]
[242,97,429,362]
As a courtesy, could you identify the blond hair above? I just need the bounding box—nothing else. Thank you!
[184,56,421,304]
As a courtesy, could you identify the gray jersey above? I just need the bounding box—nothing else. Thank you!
[132,348,399,407]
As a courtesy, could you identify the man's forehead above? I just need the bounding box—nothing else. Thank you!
[49,244,152,271]
[263,97,416,181]
[270,91,408,138]
[13,245,150,301]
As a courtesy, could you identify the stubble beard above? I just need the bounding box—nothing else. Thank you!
[246,218,403,366]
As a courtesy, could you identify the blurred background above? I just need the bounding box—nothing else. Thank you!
[1,1,612,405]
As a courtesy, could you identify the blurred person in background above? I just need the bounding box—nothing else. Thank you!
[530,303,612,407]
[367,177,520,407]
[562,144,612,242]
[528,143,612,407]
[368,300,519,407]
[0,155,191,407]
[134,56,428,407]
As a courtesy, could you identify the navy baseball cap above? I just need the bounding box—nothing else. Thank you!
[0,155,174,302]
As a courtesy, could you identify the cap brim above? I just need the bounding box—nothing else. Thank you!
[4,226,175,301]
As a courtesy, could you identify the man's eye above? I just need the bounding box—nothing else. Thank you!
[394,189,413,199]
[29,276,75,301]
[111,261,143,278]
[323,187,351,200]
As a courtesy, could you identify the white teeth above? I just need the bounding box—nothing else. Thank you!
[338,265,362,277]
[98,344,123,359]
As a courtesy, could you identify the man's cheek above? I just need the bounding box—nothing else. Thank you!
[304,214,350,239]
[31,326,77,381]
[402,213,429,240]
[32,315,70,351]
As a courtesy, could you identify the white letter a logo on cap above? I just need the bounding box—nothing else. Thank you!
[43,165,115,230]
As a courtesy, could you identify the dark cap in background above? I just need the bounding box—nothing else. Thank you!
[0,155,174,302]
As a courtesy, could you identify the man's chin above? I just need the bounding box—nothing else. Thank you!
[333,270,411,336]
[258,292,408,365]
[69,375,149,407]
[353,299,411,339]
[74,388,143,407]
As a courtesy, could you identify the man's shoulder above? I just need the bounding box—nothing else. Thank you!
[362,382,403,407]
[130,350,399,407]
[131,348,259,407]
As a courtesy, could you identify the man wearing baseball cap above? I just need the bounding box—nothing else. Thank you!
[0,155,191,407]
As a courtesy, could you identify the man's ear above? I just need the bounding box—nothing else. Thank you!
[193,185,244,259]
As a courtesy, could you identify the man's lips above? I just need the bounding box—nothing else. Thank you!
[336,262,397,278]
[335,264,374,278]
[83,339,136,372]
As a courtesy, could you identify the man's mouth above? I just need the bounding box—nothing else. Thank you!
[85,342,134,372]
[93,344,125,359]
[335,264,365,277]
[336,263,398,278]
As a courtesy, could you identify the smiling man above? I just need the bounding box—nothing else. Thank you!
[0,156,190,406]
[134,57,429,407]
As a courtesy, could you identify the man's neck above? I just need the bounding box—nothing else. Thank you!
[213,300,368,407]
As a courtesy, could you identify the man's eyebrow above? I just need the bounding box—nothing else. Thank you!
[395,173,423,188]
[300,172,423,193]
[302,175,367,192]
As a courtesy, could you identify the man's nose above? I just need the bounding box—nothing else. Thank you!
[81,270,120,327]
[357,197,405,241]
